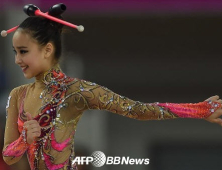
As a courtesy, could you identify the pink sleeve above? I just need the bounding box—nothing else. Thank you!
[2,87,29,165]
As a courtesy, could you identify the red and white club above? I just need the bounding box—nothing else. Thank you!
[1,4,84,37]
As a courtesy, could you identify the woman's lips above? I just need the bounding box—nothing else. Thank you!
[21,66,28,72]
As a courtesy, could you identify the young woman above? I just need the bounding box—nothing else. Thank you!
[2,4,222,170]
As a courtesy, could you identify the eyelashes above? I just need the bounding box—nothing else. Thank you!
[13,49,28,55]
[20,50,28,54]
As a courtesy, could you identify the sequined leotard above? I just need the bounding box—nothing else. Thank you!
[2,65,220,170]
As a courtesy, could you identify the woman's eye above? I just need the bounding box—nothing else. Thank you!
[12,49,28,55]
[20,50,28,54]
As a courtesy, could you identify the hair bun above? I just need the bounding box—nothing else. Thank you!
[48,3,66,17]
[23,4,39,16]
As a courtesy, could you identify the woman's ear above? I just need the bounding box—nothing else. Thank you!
[44,42,54,59]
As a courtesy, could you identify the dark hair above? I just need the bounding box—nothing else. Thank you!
[17,16,63,60]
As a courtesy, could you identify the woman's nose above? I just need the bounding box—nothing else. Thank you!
[15,54,22,65]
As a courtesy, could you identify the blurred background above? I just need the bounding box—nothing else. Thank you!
[1,0,222,170]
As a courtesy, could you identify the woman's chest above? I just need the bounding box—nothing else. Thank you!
[19,83,85,127]
[23,87,43,118]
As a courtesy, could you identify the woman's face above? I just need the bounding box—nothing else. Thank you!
[12,30,51,79]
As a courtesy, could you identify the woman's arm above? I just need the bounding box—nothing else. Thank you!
[78,80,221,121]
[2,88,29,165]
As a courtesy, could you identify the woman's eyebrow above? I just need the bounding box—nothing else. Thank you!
[12,46,28,49]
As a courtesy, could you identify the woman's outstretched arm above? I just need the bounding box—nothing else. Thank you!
[76,80,222,123]
[2,87,29,165]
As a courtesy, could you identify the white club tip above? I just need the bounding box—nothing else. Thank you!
[1,30,7,37]
[77,25,84,32]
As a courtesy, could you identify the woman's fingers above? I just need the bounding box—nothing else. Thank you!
[23,118,41,144]
[217,99,222,104]
[212,109,222,118]
[26,112,33,121]
[204,96,222,125]
[205,95,219,102]
[212,118,222,125]
[27,131,41,137]
[29,127,41,132]
[26,123,41,130]
[205,108,222,126]
[24,120,38,126]
[206,109,222,120]
[27,133,41,142]
[24,120,41,130]
[26,126,41,143]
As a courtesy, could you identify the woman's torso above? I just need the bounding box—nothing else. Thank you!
[17,69,89,170]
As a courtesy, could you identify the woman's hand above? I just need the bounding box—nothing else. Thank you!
[23,112,41,144]
[205,95,222,126]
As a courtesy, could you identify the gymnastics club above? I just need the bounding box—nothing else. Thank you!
[1,4,84,37]
[1,26,18,37]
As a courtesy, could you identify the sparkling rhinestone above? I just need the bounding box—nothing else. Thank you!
[80,86,84,91]
[46,110,50,114]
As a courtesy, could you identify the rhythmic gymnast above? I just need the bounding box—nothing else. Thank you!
[2,3,222,170]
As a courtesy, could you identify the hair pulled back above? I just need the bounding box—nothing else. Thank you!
[18,14,64,61]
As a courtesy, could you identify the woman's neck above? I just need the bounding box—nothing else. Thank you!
[35,63,61,88]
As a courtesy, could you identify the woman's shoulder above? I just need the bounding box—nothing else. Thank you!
[9,83,31,96]
[69,77,99,87]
